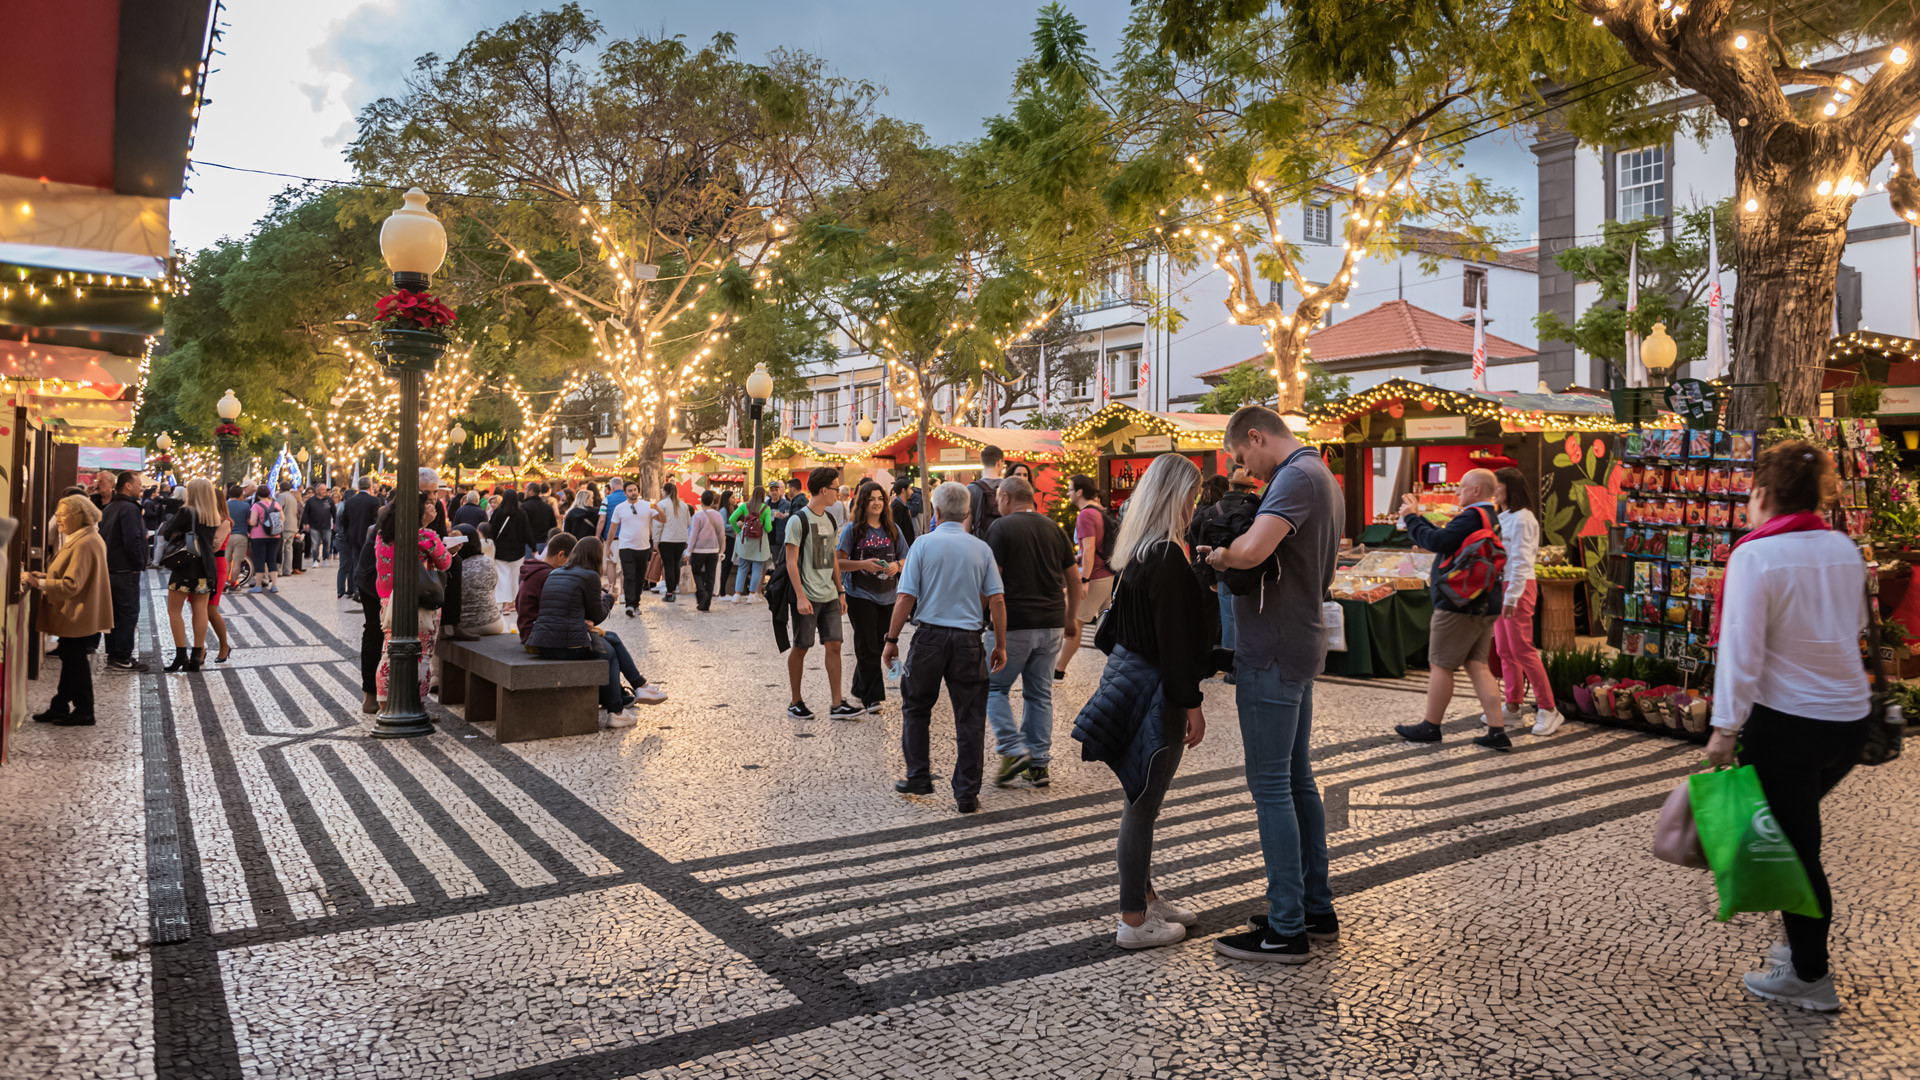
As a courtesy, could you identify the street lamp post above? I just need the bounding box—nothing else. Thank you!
[154,433,173,485]
[216,390,242,488]
[1642,322,1679,389]
[448,423,467,496]
[371,187,449,741]
[745,362,774,493]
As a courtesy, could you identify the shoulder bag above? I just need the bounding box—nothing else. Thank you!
[159,509,203,573]
[1859,561,1903,767]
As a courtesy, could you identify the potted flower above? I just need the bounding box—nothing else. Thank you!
[373,287,455,370]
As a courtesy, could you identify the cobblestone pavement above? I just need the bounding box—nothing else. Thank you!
[1,563,1916,1079]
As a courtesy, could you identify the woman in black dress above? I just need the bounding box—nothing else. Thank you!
[161,478,224,672]
[489,489,531,613]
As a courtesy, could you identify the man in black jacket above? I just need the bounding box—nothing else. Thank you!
[1392,468,1513,751]
[337,477,381,599]
[889,477,918,546]
[100,471,149,671]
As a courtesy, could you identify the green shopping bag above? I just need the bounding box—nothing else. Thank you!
[1688,764,1822,922]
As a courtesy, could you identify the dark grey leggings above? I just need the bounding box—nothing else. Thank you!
[1118,713,1186,914]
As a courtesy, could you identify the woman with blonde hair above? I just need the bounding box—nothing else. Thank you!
[159,478,223,672]
[27,494,112,725]
[1070,454,1212,949]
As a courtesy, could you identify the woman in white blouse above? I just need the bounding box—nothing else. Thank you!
[1708,440,1870,1014]
[1492,468,1561,735]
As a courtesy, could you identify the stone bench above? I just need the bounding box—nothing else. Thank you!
[437,635,604,742]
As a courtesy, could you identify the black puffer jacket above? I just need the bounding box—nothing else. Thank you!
[522,565,604,651]
[1071,645,1169,804]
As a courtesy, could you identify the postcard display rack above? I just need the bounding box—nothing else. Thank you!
[1604,419,1882,738]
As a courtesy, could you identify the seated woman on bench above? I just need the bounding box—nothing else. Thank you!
[521,536,665,729]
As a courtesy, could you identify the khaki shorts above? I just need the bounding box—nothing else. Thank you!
[1077,574,1115,624]
[1428,610,1499,671]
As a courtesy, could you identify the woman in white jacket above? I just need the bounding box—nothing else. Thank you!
[1492,468,1561,735]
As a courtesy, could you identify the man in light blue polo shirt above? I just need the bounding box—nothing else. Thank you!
[882,481,1008,813]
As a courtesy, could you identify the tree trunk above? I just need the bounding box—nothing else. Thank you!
[1729,158,1850,426]
[634,415,671,499]
[915,411,932,525]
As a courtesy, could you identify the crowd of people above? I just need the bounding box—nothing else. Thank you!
[29,413,1872,1011]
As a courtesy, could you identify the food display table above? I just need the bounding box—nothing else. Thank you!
[1324,590,1433,678]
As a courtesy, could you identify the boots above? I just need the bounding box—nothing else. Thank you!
[184,647,205,673]
[163,647,189,673]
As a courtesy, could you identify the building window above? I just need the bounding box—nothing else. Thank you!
[1268,279,1284,305]
[1304,202,1331,245]
[1090,254,1148,307]
[1462,267,1488,310]
[1617,146,1667,222]
[1110,347,1142,394]
[821,390,839,425]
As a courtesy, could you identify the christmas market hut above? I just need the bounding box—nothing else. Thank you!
[864,423,1067,507]
[1060,403,1232,512]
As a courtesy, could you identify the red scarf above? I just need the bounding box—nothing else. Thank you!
[1709,511,1829,645]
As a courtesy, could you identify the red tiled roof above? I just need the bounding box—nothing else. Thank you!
[1200,300,1537,379]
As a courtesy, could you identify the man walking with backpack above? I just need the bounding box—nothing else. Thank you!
[1054,474,1117,679]
[967,445,1005,539]
[1392,467,1514,751]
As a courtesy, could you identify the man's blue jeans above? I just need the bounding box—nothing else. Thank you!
[1234,662,1333,936]
[984,627,1062,765]
[1218,586,1236,652]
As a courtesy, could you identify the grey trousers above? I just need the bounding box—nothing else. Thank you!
[1117,711,1186,914]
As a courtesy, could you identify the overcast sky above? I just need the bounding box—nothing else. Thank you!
[173,0,1537,253]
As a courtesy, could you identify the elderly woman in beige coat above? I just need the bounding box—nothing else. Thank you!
[28,494,114,726]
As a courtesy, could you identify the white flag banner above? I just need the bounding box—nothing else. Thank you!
[1705,211,1729,380]
[1471,297,1488,390]
[1625,242,1647,388]
[1039,344,1049,414]
[726,400,739,449]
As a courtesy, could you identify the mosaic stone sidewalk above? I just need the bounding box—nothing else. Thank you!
[1,564,1916,1079]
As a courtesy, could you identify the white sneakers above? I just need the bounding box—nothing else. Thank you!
[1500,706,1524,728]
[1743,960,1840,1012]
[633,685,668,705]
[1531,707,1565,736]
[1116,914,1187,949]
[605,712,636,728]
[1148,896,1199,927]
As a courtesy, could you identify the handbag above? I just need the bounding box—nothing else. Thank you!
[646,547,664,585]
[159,510,202,573]
[416,564,445,609]
[1651,777,1707,869]
[1323,600,1347,652]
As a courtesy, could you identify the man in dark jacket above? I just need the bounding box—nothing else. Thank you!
[521,482,557,553]
[337,478,381,599]
[304,488,336,565]
[515,533,573,636]
[1393,468,1513,751]
[889,477,918,546]
[353,521,382,713]
[100,471,148,671]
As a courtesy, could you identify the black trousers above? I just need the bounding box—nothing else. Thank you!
[337,537,359,597]
[53,634,98,714]
[619,548,647,608]
[689,552,718,610]
[899,624,989,800]
[1739,704,1870,982]
[105,570,141,661]
[720,534,736,595]
[658,541,687,596]
[360,597,385,695]
[845,595,891,708]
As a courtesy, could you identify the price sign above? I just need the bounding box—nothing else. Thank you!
[1663,378,1720,430]
[1676,656,1700,673]
[1133,435,1174,453]
[1882,646,1900,663]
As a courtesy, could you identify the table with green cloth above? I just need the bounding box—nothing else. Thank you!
[1324,589,1432,678]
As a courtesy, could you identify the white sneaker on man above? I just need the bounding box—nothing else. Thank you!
[605,712,636,728]
[1148,896,1199,927]
[633,685,668,705]
[1531,707,1565,736]
[1500,706,1524,728]
[1116,914,1186,949]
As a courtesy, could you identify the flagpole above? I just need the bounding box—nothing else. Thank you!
[1625,242,1647,388]
[1705,210,1730,381]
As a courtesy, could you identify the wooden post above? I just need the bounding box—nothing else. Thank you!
[1342,444,1366,540]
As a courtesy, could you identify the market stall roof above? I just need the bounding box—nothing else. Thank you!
[1061,401,1232,446]
[866,423,1066,462]
[1823,329,1920,386]
[1307,377,1645,434]
[1199,300,1536,384]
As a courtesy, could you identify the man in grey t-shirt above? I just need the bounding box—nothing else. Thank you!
[1202,404,1342,964]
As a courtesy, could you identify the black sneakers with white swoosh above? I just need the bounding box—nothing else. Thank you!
[1212,927,1311,963]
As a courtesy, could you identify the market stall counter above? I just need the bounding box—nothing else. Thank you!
[1324,549,1435,678]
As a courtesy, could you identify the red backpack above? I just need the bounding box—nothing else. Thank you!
[1436,506,1506,608]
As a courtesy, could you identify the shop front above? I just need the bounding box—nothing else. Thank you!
[1060,403,1229,512]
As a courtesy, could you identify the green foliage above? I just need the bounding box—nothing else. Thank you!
[1534,202,1735,379]
[1542,645,1611,707]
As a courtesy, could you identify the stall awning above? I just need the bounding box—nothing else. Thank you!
[1061,402,1231,446]
[1309,377,1642,436]
[867,423,1066,462]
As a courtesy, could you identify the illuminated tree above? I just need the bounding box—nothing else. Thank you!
[348,6,888,496]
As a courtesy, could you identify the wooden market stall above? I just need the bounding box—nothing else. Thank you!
[1306,378,1650,679]
[1060,404,1231,513]
[864,423,1067,508]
